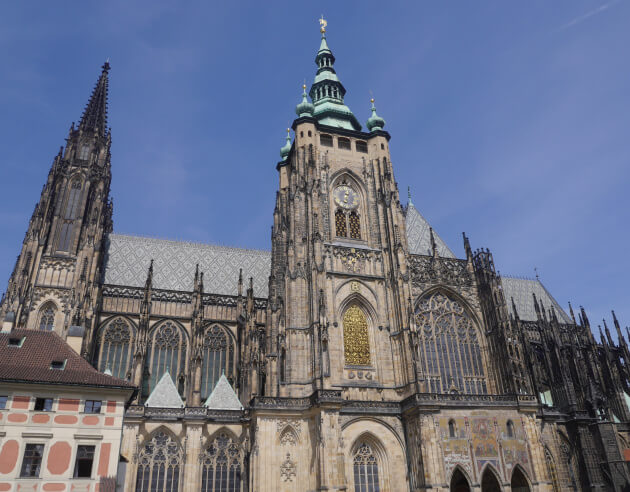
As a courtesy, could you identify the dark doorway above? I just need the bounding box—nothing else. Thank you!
[450,468,471,492]
[481,467,502,492]
[511,467,531,492]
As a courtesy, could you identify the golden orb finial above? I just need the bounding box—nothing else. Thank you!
[370,98,375,104]
[302,83,306,90]
[319,15,327,34]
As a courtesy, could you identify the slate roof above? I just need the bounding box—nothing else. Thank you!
[0,329,135,389]
[103,234,271,296]
[144,372,184,408]
[501,277,572,324]
[405,204,456,258]
[204,374,243,410]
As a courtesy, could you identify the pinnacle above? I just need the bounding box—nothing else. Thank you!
[78,62,110,135]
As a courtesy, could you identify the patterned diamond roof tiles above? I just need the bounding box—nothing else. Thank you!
[103,234,271,296]
[405,204,456,258]
[144,372,184,408]
[204,374,243,410]
[501,276,572,324]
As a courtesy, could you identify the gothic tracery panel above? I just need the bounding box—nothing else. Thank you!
[201,325,235,400]
[415,291,487,394]
[353,442,380,492]
[343,305,371,366]
[38,303,56,331]
[201,432,244,492]
[135,431,182,492]
[97,317,133,379]
[145,321,187,398]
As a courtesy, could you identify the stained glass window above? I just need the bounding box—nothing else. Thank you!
[201,325,234,400]
[335,209,347,237]
[201,432,244,492]
[349,211,361,239]
[415,292,487,394]
[343,306,370,366]
[145,322,187,398]
[135,431,182,492]
[97,318,133,379]
[353,442,380,492]
[39,304,56,331]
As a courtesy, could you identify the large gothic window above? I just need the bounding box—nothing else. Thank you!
[353,442,380,492]
[201,325,234,400]
[145,322,187,398]
[97,318,133,380]
[135,431,182,492]
[343,305,370,366]
[200,432,244,492]
[58,180,83,252]
[38,303,56,331]
[415,292,487,394]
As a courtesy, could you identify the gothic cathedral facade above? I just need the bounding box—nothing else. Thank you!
[2,25,630,492]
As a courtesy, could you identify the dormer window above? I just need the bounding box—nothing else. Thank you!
[50,359,66,370]
[338,138,351,150]
[320,134,333,147]
[8,337,25,347]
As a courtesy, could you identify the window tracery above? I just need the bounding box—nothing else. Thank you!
[353,442,380,492]
[335,209,347,237]
[38,303,56,331]
[135,431,182,492]
[58,180,83,252]
[201,325,234,400]
[415,292,487,394]
[343,305,370,366]
[97,318,133,379]
[201,432,244,492]
[145,322,187,398]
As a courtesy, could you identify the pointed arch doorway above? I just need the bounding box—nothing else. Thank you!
[480,467,502,492]
[510,467,531,492]
[450,468,471,492]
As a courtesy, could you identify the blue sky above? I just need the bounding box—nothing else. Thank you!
[0,1,628,335]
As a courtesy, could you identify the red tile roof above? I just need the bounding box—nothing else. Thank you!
[0,329,135,390]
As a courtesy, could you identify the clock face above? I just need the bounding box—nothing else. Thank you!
[333,185,359,210]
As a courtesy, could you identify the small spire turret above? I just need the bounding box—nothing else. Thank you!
[296,84,315,117]
[366,97,386,132]
[280,128,292,161]
[79,62,110,135]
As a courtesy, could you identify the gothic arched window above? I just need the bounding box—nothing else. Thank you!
[343,305,370,366]
[448,419,456,438]
[200,432,244,492]
[415,292,487,394]
[201,325,234,400]
[38,303,56,331]
[353,442,380,492]
[78,144,90,160]
[58,180,83,252]
[348,211,361,239]
[145,322,187,398]
[335,209,347,238]
[97,318,133,380]
[135,431,182,492]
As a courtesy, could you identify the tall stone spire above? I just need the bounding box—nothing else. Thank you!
[308,18,361,130]
[78,61,110,135]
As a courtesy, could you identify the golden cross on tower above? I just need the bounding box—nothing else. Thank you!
[319,15,327,34]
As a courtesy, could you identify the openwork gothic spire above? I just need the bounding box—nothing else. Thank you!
[78,61,110,135]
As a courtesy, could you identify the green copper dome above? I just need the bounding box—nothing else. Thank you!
[280,129,292,160]
[296,84,315,117]
[366,99,386,132]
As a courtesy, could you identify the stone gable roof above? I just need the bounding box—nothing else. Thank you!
[502,277,572,324]
[144,372,184,408]
[0,329,135,389]
[204,374,243,410]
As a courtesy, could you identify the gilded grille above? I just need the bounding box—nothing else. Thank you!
[335,209,347,237]
[349,211,361,239]
[343,305,370,365]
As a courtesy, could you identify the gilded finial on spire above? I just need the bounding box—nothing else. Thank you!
[319,15,327,34]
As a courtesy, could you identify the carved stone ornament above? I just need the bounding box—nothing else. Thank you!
[280,453,296,482]
[409,255,472,288]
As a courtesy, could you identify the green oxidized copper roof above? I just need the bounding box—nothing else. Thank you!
[296,84,315,117]
[366,98,386,132]
[308,27,361,131]
[280,128,291,160]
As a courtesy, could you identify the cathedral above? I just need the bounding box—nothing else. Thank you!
[2,20,630,492]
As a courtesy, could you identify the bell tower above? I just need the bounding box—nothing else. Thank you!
[264,21,415,400]
[0,62,113,356]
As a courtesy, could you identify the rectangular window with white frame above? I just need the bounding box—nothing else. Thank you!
[20,443,45,478]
